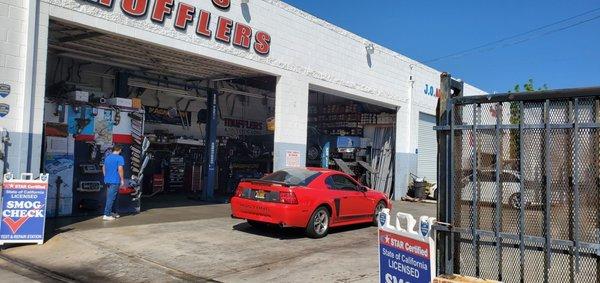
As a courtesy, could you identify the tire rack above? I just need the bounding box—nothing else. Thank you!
[129,111,145,175]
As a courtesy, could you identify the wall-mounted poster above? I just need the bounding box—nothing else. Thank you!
[95,109,113,145]
[285,150,301,168]
[67,106,95,141]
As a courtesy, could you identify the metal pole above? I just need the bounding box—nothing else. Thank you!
[472,103,481,277]
[451,79,464,274]
[518,101,526,283]
[24,0,41,173]
[437,73,453,275]
[543,99,552,283]
[571,98,581,282]
[201,88,218,201]
[595,98,600,283]
[494,102,504,281]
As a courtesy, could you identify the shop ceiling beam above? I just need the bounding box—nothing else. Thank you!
[127,73,212,93]
[51,46,204,79]
[58,32,103,43]
[81,36,261,77]
[128,80,208,102]
[52,51,142,71]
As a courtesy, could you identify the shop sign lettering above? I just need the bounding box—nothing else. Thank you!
[423,84,440,98]
[83,0,271,55]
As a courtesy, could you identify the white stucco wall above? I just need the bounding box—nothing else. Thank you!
[1,0,486,198]
[0,0,48,175]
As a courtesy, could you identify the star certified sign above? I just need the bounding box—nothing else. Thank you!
[0,103,9,118]
[420,220,430,237]
[0,84,9,98]
[379,212,386,227]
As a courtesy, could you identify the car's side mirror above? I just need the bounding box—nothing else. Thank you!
[358,186,368,192]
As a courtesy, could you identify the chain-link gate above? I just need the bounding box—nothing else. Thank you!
[435,74,600,283]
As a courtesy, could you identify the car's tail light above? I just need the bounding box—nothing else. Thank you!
[279,191,298,204]
[234,187,244,197]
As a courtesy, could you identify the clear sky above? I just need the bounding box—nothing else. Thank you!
[282,0,600,93]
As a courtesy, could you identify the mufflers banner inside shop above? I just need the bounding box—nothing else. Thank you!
[83,0,271,55]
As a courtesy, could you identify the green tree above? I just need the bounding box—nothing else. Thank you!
[509,79,548,159]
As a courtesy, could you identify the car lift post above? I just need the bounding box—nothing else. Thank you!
[201,88,218,201]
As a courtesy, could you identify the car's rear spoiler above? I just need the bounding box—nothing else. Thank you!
[241,179,291,187]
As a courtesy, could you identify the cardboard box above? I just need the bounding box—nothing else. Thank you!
[107,98,133,108]
[68,91,90,102]
[131,98,142,109]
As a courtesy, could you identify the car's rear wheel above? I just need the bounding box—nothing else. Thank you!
[373,201,387,226]
[306,207,330,238]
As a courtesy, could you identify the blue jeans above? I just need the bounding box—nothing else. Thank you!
[104,184,119,216]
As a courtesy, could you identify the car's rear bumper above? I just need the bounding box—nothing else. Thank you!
[230,197,310,228]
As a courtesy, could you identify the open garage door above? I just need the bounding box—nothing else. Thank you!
[42,20,277,217]
[418,112,437,184]
[306,90,396,197]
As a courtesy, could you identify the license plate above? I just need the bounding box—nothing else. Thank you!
[255,190,266,199]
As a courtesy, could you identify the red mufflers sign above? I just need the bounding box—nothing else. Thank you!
[87,0,271,55]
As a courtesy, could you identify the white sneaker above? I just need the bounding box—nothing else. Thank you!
[102,215,116,221]
[112,213,121,218]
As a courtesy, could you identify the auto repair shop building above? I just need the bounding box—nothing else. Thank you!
[0,0,485,213]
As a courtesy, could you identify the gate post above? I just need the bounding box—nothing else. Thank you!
[437,73,464,275]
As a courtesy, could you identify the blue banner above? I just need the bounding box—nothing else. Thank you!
[1,174,49,245]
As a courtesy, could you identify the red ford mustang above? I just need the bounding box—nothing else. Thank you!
[231,167,392,238]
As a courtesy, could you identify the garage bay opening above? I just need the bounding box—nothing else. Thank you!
[42,20,277,218]
[306,90,396,198]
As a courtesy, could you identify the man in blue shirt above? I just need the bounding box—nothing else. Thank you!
[102,145,126,221]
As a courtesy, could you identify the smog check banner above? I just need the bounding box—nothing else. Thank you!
[378,210,436,283]
[379,230,431,283]
[0,174,49,245]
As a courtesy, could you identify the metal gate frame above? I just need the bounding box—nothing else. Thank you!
[435,73,600,283]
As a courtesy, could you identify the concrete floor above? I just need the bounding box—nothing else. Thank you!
[0,200,436,283]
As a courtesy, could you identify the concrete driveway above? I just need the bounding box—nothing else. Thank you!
[0,200,436,282]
